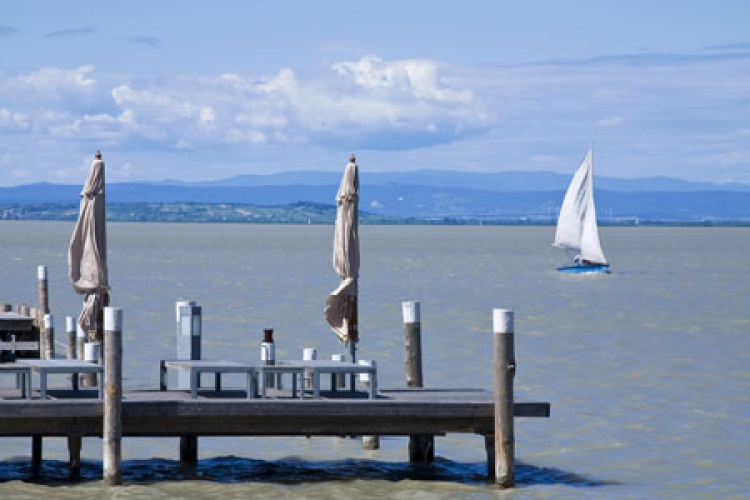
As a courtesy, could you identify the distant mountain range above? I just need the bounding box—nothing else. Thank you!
[2,170,750,223]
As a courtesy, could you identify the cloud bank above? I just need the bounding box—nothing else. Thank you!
[0,52,748,184]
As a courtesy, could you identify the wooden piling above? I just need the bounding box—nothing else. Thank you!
[66,317,78,389]
[37,265,49,326]
[103,307,122,486]
[76,323,86,361]
[403,301,423,387]
[358,359,380,450]
[180,435,198,463]
[32,435,42,467]
[493,309,516,488]
[68,435,82,480]
[66,316,77,360]
[42,314,54,360]
[403,301,434,463]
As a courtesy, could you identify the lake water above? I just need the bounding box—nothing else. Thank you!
[0,221,748,499]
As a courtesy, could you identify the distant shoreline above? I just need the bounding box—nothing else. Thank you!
[1,202,748,227]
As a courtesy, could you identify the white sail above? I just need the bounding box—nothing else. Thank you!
[553,149,607,265]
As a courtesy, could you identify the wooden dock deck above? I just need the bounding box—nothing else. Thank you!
[0,386,549,438]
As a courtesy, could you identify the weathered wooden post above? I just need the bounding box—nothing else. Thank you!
[103,307,123,486]
[76,322,86,360]
[402,300,434,463]
[180,435,198,464]
[403,301,423,387]
[68,435,82,479]
[359,358,379,450]
[66,316,77,360]
[66,316,78,389]
[42,314,54,360]
[493,308,516,487]
[38,265,49,323]
[32,435,42,469]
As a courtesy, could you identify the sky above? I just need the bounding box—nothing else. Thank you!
[1,0,749,186]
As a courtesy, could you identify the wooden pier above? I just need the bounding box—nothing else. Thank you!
[0,386,549,477]
[2,290,551,487]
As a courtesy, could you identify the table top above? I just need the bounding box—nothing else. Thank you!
[0,363,32,371]
[17,359,103,372]
[162,360,256,370]
[277,360,376,372]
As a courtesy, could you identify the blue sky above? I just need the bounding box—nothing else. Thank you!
[1,1,749,186]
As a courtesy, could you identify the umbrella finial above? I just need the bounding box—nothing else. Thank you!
[95,150,102,160]
[349,153,356,163]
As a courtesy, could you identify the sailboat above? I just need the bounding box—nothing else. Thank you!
[553,149,610,274]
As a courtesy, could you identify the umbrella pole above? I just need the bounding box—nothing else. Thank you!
[349,341,356,393]
[350,294,358,392]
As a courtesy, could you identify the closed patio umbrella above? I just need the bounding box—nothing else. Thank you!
[68,150,109,341]
[325,154,360,362]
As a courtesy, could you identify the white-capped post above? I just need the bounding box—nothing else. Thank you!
[43,314,54,360]
[37,265,49,326]
[65,316,77,388]
[103,307,123,486]
[402,300,433,462]
[65,316,76,360]
[402,301,423,388]
[76,323,86,361]
[493,309,516,487]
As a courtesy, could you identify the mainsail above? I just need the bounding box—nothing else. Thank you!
[553,149,607,265]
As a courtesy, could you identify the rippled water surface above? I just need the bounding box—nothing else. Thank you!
[1,222,749,499]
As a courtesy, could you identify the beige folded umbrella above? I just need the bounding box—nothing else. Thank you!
[68,150,109,340]
[325,154,360,360]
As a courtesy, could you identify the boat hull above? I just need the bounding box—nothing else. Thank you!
[557,263,611,274]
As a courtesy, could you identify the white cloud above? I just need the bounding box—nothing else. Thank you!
[1,52,749,184]
[333,56,473,104]
[0,108,29,130]
[111,84,199,122]
[0,66,99,109]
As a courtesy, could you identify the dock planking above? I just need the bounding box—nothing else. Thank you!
[0,387,549,438]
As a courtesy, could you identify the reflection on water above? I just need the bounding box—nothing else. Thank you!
[0,456,619,490]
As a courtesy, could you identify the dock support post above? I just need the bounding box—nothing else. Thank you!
[66,317,78,388]
[493,309,515,487]
[66,316,77,360]
[68,435,82,480]
[31,435,42,467]
[403,301,434,463]
[38,265,49,324]
[103,307,123,486]
[358,359,380,450]
[180,435,198,464]
[76,323,86,361]
[484,434,495,478]
[42,314,54,360]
